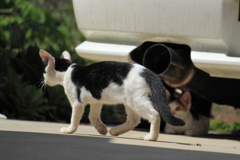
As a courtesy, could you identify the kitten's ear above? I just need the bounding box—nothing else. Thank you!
[60,51,71,62]
[179,92,191,108]
[39,50,54,66]
[165,90,171,103]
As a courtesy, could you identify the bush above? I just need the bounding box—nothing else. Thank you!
[209,119,240,133]
[0,0,89,122]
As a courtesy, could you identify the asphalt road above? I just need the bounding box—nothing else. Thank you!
[0,130,239,160]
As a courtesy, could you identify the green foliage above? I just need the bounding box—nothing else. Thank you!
[209,119,240,133]
[0,67,53,120]
[0,0,118,123]
[0,0,87,61]
[0,0,90,122]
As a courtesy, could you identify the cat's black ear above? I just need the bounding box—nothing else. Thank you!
[60,51,71,62]
[39,50,54,66]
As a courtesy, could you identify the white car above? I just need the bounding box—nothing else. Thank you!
[72,0,240,109]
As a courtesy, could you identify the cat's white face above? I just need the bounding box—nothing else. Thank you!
[168,92,191,119]
[169,101,188,119]
[39,50,71,86]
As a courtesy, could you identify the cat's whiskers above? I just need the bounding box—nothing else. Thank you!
[39,80,47,92]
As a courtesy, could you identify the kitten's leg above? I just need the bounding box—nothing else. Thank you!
[185,129,197,136]
[109,105,141,136]
[164,127,176,134]
[60,102,85,134]
[89,103,108,135]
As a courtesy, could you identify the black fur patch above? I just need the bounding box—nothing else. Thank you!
[76,88,81,103]
[54,58,71,72]
[71,61,132,100]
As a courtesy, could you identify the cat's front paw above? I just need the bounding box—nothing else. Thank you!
[60,127,76,134]
[143,133,158,141]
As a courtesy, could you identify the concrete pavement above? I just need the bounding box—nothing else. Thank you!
[0,119,239,159]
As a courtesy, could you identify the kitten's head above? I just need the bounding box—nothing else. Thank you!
[39,50,71,86]
[168,91,192,119]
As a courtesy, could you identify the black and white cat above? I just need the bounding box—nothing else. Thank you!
[39,50,185,141]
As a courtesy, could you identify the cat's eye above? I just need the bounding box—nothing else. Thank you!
[176,107,181,111]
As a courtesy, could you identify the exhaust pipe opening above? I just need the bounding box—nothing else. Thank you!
[143,44,170,74]
[143,44,195,88]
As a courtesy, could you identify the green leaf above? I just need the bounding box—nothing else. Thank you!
[25,29,32,39]
[57,25,68,36]
[5,0,11,3]
[0,17,9,26]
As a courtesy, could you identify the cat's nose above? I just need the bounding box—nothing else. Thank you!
[172,112,175,115]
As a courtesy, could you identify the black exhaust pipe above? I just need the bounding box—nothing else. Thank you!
[130,42,240,108]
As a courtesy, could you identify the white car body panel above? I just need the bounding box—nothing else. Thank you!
[73,0,240,79]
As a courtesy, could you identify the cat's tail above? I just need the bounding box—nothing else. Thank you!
[141,69,185,126]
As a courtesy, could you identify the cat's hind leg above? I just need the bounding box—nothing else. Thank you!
[129,101,160,141]
[109,105,141,136]
[89,103,108,135]
[60,102,85,134]
[142,110,160,141]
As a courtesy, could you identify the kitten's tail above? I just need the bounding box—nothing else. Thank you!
[141,69,185,126]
